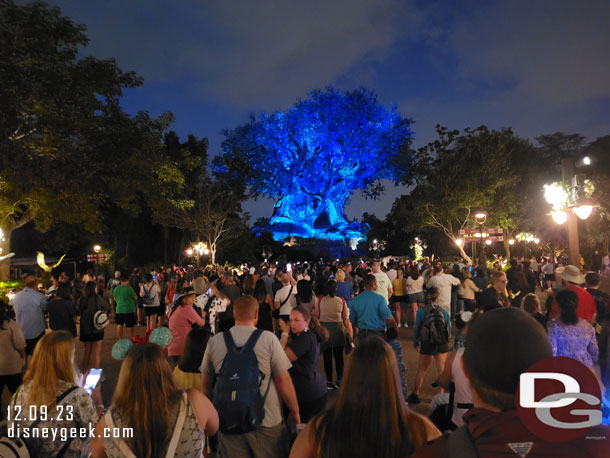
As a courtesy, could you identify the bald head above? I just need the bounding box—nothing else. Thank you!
[371,261,381,273]
[281,273,290,285]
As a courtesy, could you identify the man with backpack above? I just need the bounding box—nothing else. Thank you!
[407,287,451,404]
[201,295,300,457]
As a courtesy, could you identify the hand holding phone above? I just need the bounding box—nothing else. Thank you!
[84,368,103,395]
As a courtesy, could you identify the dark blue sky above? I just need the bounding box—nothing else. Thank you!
[47,0,610,220]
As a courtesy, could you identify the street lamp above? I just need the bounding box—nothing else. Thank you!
[544,158,595,265]
[92,244,101,277]
[474,209,488,266]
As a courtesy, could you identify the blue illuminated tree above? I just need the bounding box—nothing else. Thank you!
[214,88,412,243]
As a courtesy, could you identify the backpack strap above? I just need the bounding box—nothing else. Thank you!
[165,392,188,458]
[105,410,137,458]
[448,425,478,458]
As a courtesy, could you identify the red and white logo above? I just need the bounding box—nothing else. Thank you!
[516,356,602,442]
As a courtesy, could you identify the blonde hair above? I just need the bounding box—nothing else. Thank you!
[335,269,346,282]
[113,344,180,458]
[23,331,76,408]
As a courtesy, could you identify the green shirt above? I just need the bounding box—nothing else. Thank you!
[113,285,136,314]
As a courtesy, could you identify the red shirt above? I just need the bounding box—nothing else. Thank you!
[550,284,597,323]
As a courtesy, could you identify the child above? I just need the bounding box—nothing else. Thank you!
[453,311,471,349]
[173,326,210,390]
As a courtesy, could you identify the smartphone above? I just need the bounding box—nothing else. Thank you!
[153,275,157,281]
[84,368,102,394]
[206,288,212,295]
[286,263,292,272]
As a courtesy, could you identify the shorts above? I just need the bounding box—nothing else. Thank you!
[419,341,449,355]
[544,274,554,282]
[407,292,425,303]
[115,312,136,327]
[144,306,158,316]
[390,295,407,303]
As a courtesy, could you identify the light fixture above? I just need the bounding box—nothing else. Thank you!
[574,205,593,220]
[551,210,567,225]
[508,239,515,245]
[186,248,193,256]
[455,238,464,246]
[485,239,492,245]
[544,184,569,208]
[583,156,591,166]
[533,238,540,244]
[93,244,101,253]
[474,210,488,225]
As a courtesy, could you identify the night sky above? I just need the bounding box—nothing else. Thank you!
[45,0,610,220]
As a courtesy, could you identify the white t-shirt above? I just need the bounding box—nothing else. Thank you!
[386,269,397,283]
[140,283,161,307]
[542,263,555,275]
[274,284,297,315]
[373,272,392,302]
[426,273,460,312]
[201,326,292,428]
[406,276,425,294]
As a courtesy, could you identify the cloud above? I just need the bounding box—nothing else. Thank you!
[451,1,610,107]
[54,0,422,108]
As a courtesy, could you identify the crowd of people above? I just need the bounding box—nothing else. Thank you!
[1,254,609,457]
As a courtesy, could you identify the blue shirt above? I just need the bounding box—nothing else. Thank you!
[413,304,451,345]
[12,288,48,339]
[349,290,392,331]
[336,281,353,307]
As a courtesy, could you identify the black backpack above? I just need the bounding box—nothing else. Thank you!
[142,284,154,305]
[420,305,449,346]
[213,329,271,435]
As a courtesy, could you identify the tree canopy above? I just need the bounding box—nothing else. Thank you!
[215,87,412,243]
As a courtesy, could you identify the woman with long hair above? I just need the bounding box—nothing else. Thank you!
[406,266,425,325]
[173,327,211,390]
[0,300,26,421]
[91,343,218,458]
[8,331,101,457]
[296,279,317,314]
[315,280,353,389]
[79,281,110,370]
[548,289,598,368]
[279,306,329,423]
[48,282,78,337]
[253,279,274,331]
[290,336,440,458]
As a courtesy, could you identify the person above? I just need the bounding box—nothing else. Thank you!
[334,268,354,308]
[253,278,274,332]
[476,270,509,311]
[391,269,409,328]
[48,282,78,337]
[453,311,471,349]
[350,274,397,342]
[413,307,610,457]
[106,270,122,317]
[8,331,102,457]
[457,269,479,312]
[91,343,218,458]
[407,288,451,404]
[199,280,231,335]
[165,275,179,307]
[547,289,599,368]
[168,287,206,367]
[113,275,138,339]
[425,263,460,317]
[585,272,610,331]
[216,271,242,332]
[521,292,547,329]
[0,300,26,421]
[274,271,298,324]
[78,281,109,370]
[140,272,161,331]
[278,306,328,423]
[201,295,300,457]
[549,265,597,324]
[406,265,426,326]
[290,336,441,458]
[435,345,474,429]
[315,280,353,389]
[371,261,393,303]
[11,275,48,356]
[296,279,317,314]
[541,258,556,288]
[193,269,208,295]
[173,326,211,390]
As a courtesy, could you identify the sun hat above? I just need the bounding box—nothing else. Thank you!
[174,286,197,305]
[555,265,585,284]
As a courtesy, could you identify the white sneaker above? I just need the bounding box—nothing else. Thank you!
[397,323,402,328]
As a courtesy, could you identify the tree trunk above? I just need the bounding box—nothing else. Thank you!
[0,228,13,281]
[503,239,511,262]
[449,235,472,265]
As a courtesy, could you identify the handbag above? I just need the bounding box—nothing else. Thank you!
[92,297,109,330]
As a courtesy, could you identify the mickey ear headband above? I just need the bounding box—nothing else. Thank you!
[111,327,173,360]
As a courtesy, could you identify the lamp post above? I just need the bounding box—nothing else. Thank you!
[93,244,101,277]
[544,157,594,266]
[474,210,488,267]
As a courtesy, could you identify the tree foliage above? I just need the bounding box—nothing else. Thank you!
[215,87,412,242]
